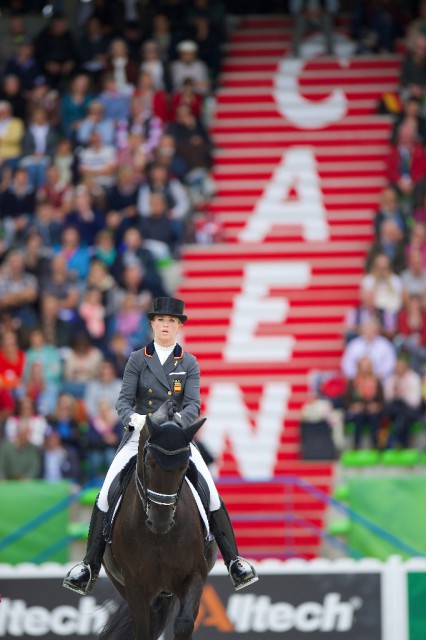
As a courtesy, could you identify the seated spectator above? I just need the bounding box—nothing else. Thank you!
[0,388,15,431]
[383,357,422,448]
[0,251,38,328]
[84,359,122,420]
[105,332,129,377]
[38,164,72,217]
[0,75,27,121]
[0,421,42,480]
[188,3,224,83]
[110,291,149,353]
[60,73,93,140]
[98,72,131,123]
[65,184,106,247]
[401,249,426,301]
[361,253,403,314]
[26,75,60,129]
[148,13,176,63]
[406,220,426,269]
[20,107,57,188]
[92,229,117,270]
[154,133,187,182]
[0,100,24,173]
[5,395,48,447]
[106,38,139,89]
[34,12,77,87]
[121,20,144,61]
[113,226,166,298]
[40,253,80,346]
[395,294,426,372]
[344,288,397,343]
[0,166,36,247]
[140,40,169,92]
[171,77,203,121]
[109,262,152,318]
[386,120,426,212]
[79,288,106,345]
[137,162,190,222]
[4,38,42,93]
[54,226,91,280]
[78,130,118,191]
[139,191,181,257]
[366,219,406,274]
[391,94,426,145]
[42,428,79,483]
[62,332,103,398]
[341,317,396,381]
[0,15,28,74]
[30,199,63,251]
[115,130,148,180]
[85,259,118,315]
[53,138,76,186]
[76,100,115,146]
[23,360,58,416]
[128,95,164,160]
[79,15,111,78]
[23,231,51,284]
[343,356,384,449]
[400,33,426,103]
[86,397,121,480]
[373,186,408,240]
[47,393,84,478]
[171,40,209,95]
[106,164,139,230]
[0,329,25,394]
[133,70,170,123]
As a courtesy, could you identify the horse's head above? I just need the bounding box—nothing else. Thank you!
[138,415,205,534]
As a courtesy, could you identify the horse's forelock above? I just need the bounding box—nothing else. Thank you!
[147,421,191,470]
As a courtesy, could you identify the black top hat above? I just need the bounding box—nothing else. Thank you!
[147,297,187,322]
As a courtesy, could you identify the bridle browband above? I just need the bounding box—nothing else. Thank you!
[135,439,190,515]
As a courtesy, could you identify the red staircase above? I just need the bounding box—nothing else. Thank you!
[178,15,401,559]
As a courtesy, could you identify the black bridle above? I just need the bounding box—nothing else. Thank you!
[135,439,190,518]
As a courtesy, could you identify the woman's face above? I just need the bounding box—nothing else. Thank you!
[151,315,182,347]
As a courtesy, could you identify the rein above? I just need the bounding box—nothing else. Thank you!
[135,439,190,514]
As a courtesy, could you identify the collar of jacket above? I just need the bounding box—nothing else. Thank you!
[144,341,184,359]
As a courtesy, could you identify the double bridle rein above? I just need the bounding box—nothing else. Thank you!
[135,439,190,517]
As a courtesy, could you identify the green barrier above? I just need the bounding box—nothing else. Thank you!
[408,572,426,640]
[0,480,71,564]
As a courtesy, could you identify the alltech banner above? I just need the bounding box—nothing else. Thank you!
[0,561,389,640]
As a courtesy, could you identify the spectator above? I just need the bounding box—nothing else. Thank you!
[79,15,111,78]
[86,397,121,480]
[110,291,149,352]
[133,70,170,124]
[366,219,406,274]
[4,38,42,93]
[37,164,72,218]
[395,294,426,372]
[21,107,57,188]
[401,249,426,301]
[171,77,203,121]
[76,100,115,146]
[30,199,63,250]
[92,228,117,270]
[106,164,139,231]
[290,0,338,57]
[344,288,397,343]
[47,393,83,479]
[34,12,77,87]
[128,96,164,160]
[106,38,139,89]
[0,251,38,327]
[391,94,426,145]
[4,395,48,447]
[137,162,190,222]
[78,129,118,191]
[406,0,426,52]
[40,253,80,346]
[26,75,60,129]
[386,120,426,211]
[105,332,129,377]
[400,33,426,102]
[0,329,25,394]
[149,13,176,62]
[115,130,147,180]
[140,40,169,92]
[406,220,426,269]
[344,355,384,449]
[79,288,106,344]
[139,191,181,256]
[62,332,103,398]
[54,225,91,280]
[23,360,58,416]
[383,357,422,448]
[85,259,118,314]
[361,252,403,314]
[65,185,105,247]
[84,359,122,420]
[53,138,76,186]
[0,421,41,480]
[98,72,131,123]
[341,317,396,381]
[0,166,36,247]
[25,327,62,387]
[0,101,24,172]
[373,186,408,240]
[109,262,152,317]
[0,75,27,121]
[0,388,15,430]
[154,133,187,182]
[42,428,78,482]
[0,15,27,73]
[170,40,209,95]
[60,74,93,140]
[23,231,52,284]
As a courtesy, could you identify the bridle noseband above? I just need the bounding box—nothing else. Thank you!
[135,439,190,517]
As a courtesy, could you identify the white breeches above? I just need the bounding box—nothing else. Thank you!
[97,429,221,513]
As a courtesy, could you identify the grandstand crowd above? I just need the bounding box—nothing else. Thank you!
[2,0,426,480]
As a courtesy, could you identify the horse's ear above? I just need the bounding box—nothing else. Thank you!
[183,417,206,444]
[146,414,161,436]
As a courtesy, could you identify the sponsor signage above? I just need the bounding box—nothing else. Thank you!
[0,570,382,640]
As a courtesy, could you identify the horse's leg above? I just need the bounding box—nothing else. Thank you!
[173,573,204,640]
[126,590,151,640]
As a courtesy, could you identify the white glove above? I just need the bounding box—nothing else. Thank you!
[128,413,146,432]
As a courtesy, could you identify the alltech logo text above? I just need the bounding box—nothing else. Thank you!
[196,586,362,634]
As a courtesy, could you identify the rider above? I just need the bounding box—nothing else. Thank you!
[64,297,258,595]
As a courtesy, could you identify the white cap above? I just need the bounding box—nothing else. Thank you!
[177,40,198,53]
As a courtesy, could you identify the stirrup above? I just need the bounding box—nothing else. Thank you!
[228,557,259,591]
[63,562,94,596]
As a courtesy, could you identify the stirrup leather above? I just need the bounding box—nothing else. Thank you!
[228,557,259,591]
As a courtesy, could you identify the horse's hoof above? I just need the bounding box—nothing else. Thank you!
[174,615,194,639]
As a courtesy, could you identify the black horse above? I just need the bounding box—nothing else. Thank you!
[100,415,218,640]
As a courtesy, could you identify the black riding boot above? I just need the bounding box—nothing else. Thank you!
[63,502,106,595]
[210,499,259,591]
